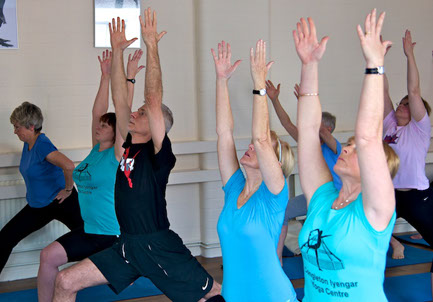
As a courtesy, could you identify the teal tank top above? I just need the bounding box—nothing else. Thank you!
[299,182,395,301]
[217,169,298,302]
[73,144,120,235]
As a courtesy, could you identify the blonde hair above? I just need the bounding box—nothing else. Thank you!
[383,142,400,179]
[270,130,295,178]
[401,95,431,116]
[347,136,400,179]
[10,102,43,133]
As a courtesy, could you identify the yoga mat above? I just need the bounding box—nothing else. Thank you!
[384,273,432,302]
[0,277,162,302]
[386,244,433,268]
[396,234,430,247]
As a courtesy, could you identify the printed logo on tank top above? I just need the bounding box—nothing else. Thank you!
[301,229,344,271]
[119,147,141,188]
[74,163,92,181]
[383,133,399,144]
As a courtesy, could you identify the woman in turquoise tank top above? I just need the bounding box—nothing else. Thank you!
[37,49,144,302]
[293,10,399,301]
[212,40,298,301]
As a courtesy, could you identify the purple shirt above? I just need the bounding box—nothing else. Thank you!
[383,111,431,190]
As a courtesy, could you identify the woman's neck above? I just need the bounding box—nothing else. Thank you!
[98,140,114,152]
[244,167,263,194]
[27,133,41,150]
[336,179,362,205]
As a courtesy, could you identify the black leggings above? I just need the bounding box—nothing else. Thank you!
[395,187,433,272]
[0,188,83,274]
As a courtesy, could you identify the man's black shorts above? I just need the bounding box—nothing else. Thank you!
[89,229,213,302]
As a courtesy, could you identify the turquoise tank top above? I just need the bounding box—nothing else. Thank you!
[73,144,120,235]
[217,169,298,302]
[299,182,395,301]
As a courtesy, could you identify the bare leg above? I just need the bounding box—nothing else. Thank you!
[199,280,222,301]
[38,241,68,302]
[53,258,108,302]
[390,236,405,259]
[277,225,289,267]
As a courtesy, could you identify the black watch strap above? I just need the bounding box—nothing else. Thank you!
[127,78,136,84]
[365,66,384,75]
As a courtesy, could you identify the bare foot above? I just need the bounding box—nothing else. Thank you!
[410,233,423,240]
[390,237,405,259]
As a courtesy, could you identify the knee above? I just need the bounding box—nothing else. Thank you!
[39,247,52,265]
[55,270,78,294]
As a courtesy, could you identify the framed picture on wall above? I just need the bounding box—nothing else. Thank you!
[95,0,141,48]
[0,0,18,49]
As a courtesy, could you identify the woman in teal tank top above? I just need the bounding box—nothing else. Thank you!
[293,10,399,302]
[212,40,298,301]
[37,49,144,302]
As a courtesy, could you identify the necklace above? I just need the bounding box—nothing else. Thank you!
[333,199,351,210]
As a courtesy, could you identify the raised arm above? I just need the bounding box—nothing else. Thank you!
[211,41,241,185]
[140,8,167,153]
[403,30,426,121]
[109,17,138,141]
[267,80,298,141]
[382,38,394,118]
[319,125,338,154]
[250,40,284,194]
[92,50,112,147]
[293,17,331,203]
[126,49,145,108]
[356,9,395,231]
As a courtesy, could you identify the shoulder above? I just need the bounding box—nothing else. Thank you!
[34,134,58,158]
[309,182,337,211]
[223,169,245,194]
[410,112,431,133]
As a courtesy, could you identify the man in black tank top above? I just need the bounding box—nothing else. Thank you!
[53,9,223,302]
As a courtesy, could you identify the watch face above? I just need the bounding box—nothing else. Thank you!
[259,89,267,96]
[377,66,385,74]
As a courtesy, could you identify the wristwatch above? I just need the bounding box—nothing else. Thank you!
[252,89,267,96]
[365,66,385,75]
[127,78,136,84]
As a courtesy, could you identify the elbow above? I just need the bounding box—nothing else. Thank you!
[145,94,162,107]
[252,135,271,151]
[63,160,75,173]
[408,87,421,97]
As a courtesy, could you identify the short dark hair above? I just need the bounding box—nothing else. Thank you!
[100,112,116,143]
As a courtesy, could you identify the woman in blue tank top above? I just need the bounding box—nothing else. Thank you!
[37,49,144,302]
[293,10,399,301]
[212,40,298,301]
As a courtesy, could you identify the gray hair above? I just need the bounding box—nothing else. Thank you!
[10,102,43,133]
[162,104,173,133]
[321,111,336,133]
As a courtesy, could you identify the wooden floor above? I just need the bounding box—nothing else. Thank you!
[0,233,431,302]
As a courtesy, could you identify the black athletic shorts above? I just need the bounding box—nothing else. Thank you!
[56,227,118,262]
[89,229,213,302]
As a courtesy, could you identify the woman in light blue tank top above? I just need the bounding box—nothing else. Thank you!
[293,10,399,301]
[212,40,298,301]
[37,49,144,302]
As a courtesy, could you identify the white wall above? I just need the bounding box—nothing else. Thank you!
[0,0,432,281]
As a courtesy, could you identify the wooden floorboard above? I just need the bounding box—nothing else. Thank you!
[0,233,431,301]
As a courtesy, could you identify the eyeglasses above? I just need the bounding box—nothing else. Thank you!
[395,102,409,107]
